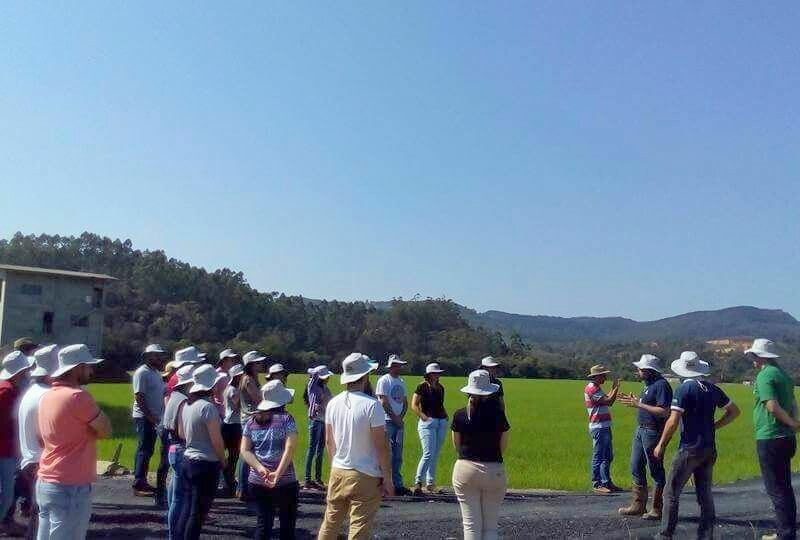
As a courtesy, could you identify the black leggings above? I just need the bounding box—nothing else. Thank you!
[220,423,242,491]
[250,482,299,540]
[179,459,220,540]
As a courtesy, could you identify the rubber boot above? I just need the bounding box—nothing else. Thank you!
[618,484,648,516]
[642,485,663,520]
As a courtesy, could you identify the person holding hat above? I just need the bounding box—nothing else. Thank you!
[37,344,111,540]
[480,356,505,411]
[617,354,673,519]
[653,351,740,540]
[746,339,798,540]
[584,364,621,495]
[177,364,226,540]
[240,380,299,540]
[131,344,168,497]
[451,369,510,540]
[375,354,410,495]
[317,353,393,540]
[16,345,58,539]
[0,350,34,537]
[220,364,245,497]
[162,364,196,540]
[303,366,332,490]
[237,351,265,500]
[411,362,448,496]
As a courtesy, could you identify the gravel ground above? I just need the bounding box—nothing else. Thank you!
[84,474,788,539]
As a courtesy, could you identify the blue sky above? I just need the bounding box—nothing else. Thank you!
[1,2,798,320]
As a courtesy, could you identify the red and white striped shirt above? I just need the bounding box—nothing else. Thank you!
[584,382,612,429]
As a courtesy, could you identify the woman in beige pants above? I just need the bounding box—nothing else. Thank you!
[451,369,511,540]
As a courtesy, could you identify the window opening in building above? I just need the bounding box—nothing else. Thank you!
[42,312,54,334]
[93,287,103,308]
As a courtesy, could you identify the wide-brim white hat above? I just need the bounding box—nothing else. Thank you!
[227,364,244,383]
[174,346,202,368]
[51,344,103,378]
[219,348,239,361]
[480,356,500,368]
[340,353,379,385]
[31,345,59,377]
[386,354,407,368]
[0,351,34,380]
[425,363,445,374]
[258,380,295,410]
[243,351,267,366]
[189,364,226,393]
[461,369,500,396]
[265,363,287,378]
[142,344,167,357]
[633,354,663,373]
[745,338,780,359]
[671,351,710,379]
[174,364,197,387]
[307,365,332,379]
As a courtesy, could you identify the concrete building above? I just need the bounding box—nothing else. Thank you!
[0,264,117,354]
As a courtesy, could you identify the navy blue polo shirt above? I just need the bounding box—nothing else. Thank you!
[637,376,673,428]
[672,378,731,450]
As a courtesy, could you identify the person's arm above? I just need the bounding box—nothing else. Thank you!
[499,431,509,453]
[134,393,159,425]
[411,393,428,422]
[89,410,113,439]
[765,400,800,430]
[267,432,298,487]
[240,433,269,479]
[245,377,260,405]
[370,425,394,497]
[206,412,226,465]
[619,394,670,418]
[378,395,401,425]
[325,423,336,460]
[400,392,408,419]
[653,410,681,460]
[600,380,621,405]
[714,402,740,431]
[452,431,462,452]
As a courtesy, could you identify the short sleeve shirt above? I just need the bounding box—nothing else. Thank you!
[0,381,21,458]
[132,365,166,421]
[637,377,673,428]
[414,382,447,419]
[326,391,386,477]
[38,382,101,485]
[451,400,510,462]
[18,383,49,468]
[243,413,298,487]
[182,399,220,462]
[223,385,241,425]
[162,391,188,445]
[754,364,796,440]
[375,375,406,421]
[671,379,731,450]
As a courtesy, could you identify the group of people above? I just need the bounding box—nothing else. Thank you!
[585,338,797,540]
[0,335,795,540]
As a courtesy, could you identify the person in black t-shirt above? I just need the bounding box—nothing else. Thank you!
[451,369,510,540]
[411,363,449,495]
[480,356,505,411]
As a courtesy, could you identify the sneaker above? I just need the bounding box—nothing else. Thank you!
[313,480,327,491]
[412,483,424,496]
[607,483,626,493]
[395,487,412,496]
[132,483,156,497]
[592,485,613,495]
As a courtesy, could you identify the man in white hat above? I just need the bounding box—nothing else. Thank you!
[0,350,34,537]
[131,344,168,497]
[375,354,410,495]
[480,356,505,411]
[584,364,621,494]
[318,353,393,540]
[37,344,112,540]
[16,345,58,538]
[746,339,798,540]
[653,351,740,540]
[618,354,673,519]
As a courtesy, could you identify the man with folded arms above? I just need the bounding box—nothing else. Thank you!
[318,353,393,540]
[0,350,34,537]
[37,344,112,540]
[746,339,798,540]
[654,351,740,539]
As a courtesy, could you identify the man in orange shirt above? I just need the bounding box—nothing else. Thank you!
[37,345,112,540]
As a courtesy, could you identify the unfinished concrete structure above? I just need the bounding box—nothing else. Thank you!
[0,264,117,355]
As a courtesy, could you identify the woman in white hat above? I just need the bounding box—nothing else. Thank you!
[237,351,265,500]
[302,365,332,490]
[177,364,226,540]
[220,364,245,497]
[411,362,449,496]
[240,380,299,540]
[162,364,195,540]
[451,369,510,540]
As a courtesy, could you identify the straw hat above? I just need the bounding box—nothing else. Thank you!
[52,345,103,378]
[745,338,780,359]
[257,379,295,411]
[632,354,663,373]
[340,353,378,385]
[460,369,500,396]
[671,351,710,379]
[31,345,59,378]
[587,364,612,379]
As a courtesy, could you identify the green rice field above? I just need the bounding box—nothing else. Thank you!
[90,376,788,491]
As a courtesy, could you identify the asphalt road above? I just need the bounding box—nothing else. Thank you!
[85,474,788,539]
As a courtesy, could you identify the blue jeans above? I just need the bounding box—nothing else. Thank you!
[0,458,17,521]
[590,427,613,487]
[415,418,448,486]
[35,481,92,540]
[386,421,405,490]
[167,447,186,540]
[133,418,157,483]
[305,420,325,483]
[630,426,665,487]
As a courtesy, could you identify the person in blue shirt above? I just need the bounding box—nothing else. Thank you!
[618,354,673,520]
[653,351,740,540]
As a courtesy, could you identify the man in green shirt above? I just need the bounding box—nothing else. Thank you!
[747,338,799,540]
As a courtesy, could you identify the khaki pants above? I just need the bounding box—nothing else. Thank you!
[452,459,507,540]
[317,468,382,540]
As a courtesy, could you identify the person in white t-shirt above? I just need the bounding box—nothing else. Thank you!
[375,354,409,495]
[317,353,392,540]
[131,344,168,499]
[17,344,58,539]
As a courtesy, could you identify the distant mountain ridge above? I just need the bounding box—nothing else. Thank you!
[459,305,800,343]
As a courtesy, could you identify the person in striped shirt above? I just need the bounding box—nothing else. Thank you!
[584,364,621,494]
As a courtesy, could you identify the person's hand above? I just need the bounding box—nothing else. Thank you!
[265,471,279,488]
[619,394,639,408]
[613,378,621,389]
[653,443,664,461]
[256,464,270,479]
[420,414,430,423]
[381,481,395,498]
[393,416,404,428]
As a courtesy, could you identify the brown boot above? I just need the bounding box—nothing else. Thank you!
[618,484,648,516]
[642,485,663,520]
